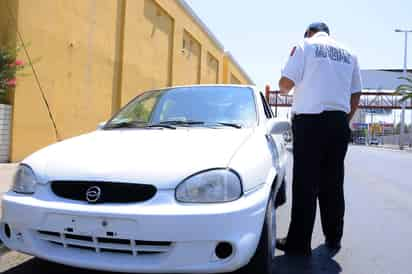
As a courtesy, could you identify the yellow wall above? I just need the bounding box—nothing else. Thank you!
[179,30,201,85]
[0,1,17,49]
[223,54,251,85]
[9,0,118,161]
[156,0,226,88]
[120,0,174,104]
[3,0,254,161]
[230,74,241,85]
[205,52,219,84]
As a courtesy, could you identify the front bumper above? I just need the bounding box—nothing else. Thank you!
[0,183,270,273]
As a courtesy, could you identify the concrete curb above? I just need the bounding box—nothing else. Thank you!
[368,145,412,153]
[350,144,412,152]
[289,144,412,153]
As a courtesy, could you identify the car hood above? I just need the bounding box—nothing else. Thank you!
[25,128,254,189]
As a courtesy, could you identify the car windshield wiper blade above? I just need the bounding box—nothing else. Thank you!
[104,121,147,129]
[146,124,176,129]
[212,122,243,129]
[158,120,205,127]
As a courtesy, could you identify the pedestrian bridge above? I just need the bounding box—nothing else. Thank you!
[265,89,412,110]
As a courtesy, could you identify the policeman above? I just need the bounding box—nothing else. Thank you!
[276,22,362,255]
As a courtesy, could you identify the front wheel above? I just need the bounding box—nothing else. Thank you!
[241,189,276,274]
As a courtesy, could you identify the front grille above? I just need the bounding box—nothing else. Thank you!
[37,230,172,256]
[51,181,157,203]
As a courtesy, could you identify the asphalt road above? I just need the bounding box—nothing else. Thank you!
[1,146,412,274]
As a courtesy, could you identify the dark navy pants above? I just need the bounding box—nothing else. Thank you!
[286,111,350,251]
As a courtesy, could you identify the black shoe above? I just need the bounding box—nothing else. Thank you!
[276,238,312,256]
[325,239,341,250]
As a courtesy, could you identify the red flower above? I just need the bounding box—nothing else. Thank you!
[6,78,16,87]
[7,60,24,68]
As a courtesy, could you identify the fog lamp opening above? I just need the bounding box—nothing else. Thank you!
[215,242,233,260]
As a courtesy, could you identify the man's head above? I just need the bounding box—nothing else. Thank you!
[304,22,330,38]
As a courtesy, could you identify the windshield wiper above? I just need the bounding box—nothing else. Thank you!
[104,121,147,129]
[146,124,176,129]
[157,120,205,127]
[212,122,243,129]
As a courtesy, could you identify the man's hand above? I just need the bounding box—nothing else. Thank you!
[348,92,361,122]
[279,77,295,94]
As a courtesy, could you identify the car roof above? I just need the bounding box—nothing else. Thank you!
[146,84,257,93]
[145,85,261,100]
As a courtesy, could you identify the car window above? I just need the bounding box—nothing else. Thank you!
[107,86,258,128]
[109,91,162,124]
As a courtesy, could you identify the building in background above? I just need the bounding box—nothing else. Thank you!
[0,0,254,161]
[360,69,412,146]
[351,109,367,125]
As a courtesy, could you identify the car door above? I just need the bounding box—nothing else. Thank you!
[259,92,288,177]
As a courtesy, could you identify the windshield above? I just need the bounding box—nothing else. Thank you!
[105,86,257,129]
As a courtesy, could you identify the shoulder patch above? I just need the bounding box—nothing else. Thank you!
[290,46,297,57]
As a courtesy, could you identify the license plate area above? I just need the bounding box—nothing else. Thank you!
[42,214,137,238]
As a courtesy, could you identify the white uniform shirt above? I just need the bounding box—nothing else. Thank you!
[282,32,362,114]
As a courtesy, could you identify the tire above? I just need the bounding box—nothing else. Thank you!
[241,189,276,274]
[275,179,287,208]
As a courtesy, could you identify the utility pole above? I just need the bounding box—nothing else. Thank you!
[395,29,412,149]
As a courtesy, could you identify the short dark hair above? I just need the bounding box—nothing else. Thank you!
[304,22,330,38]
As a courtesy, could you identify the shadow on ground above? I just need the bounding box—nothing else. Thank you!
[2,257,106,274]
[2,245,341,274]
[271,245,342,274]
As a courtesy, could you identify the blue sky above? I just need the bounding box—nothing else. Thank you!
[186,0,412,124]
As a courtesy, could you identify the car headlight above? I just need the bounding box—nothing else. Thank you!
[176,169,242,203]
[12,165,38,194]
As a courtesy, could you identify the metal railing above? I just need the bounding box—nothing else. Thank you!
[265,87,412,110]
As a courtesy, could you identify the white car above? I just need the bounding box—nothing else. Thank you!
[1,85,289,274]
[369,137,380,146]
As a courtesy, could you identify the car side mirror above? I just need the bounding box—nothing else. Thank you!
[267,120,291,135]
[97,121,107,130]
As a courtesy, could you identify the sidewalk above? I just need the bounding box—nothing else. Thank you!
[376,144,412,152]
[350,143,412,152]
[0,163,18,200]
